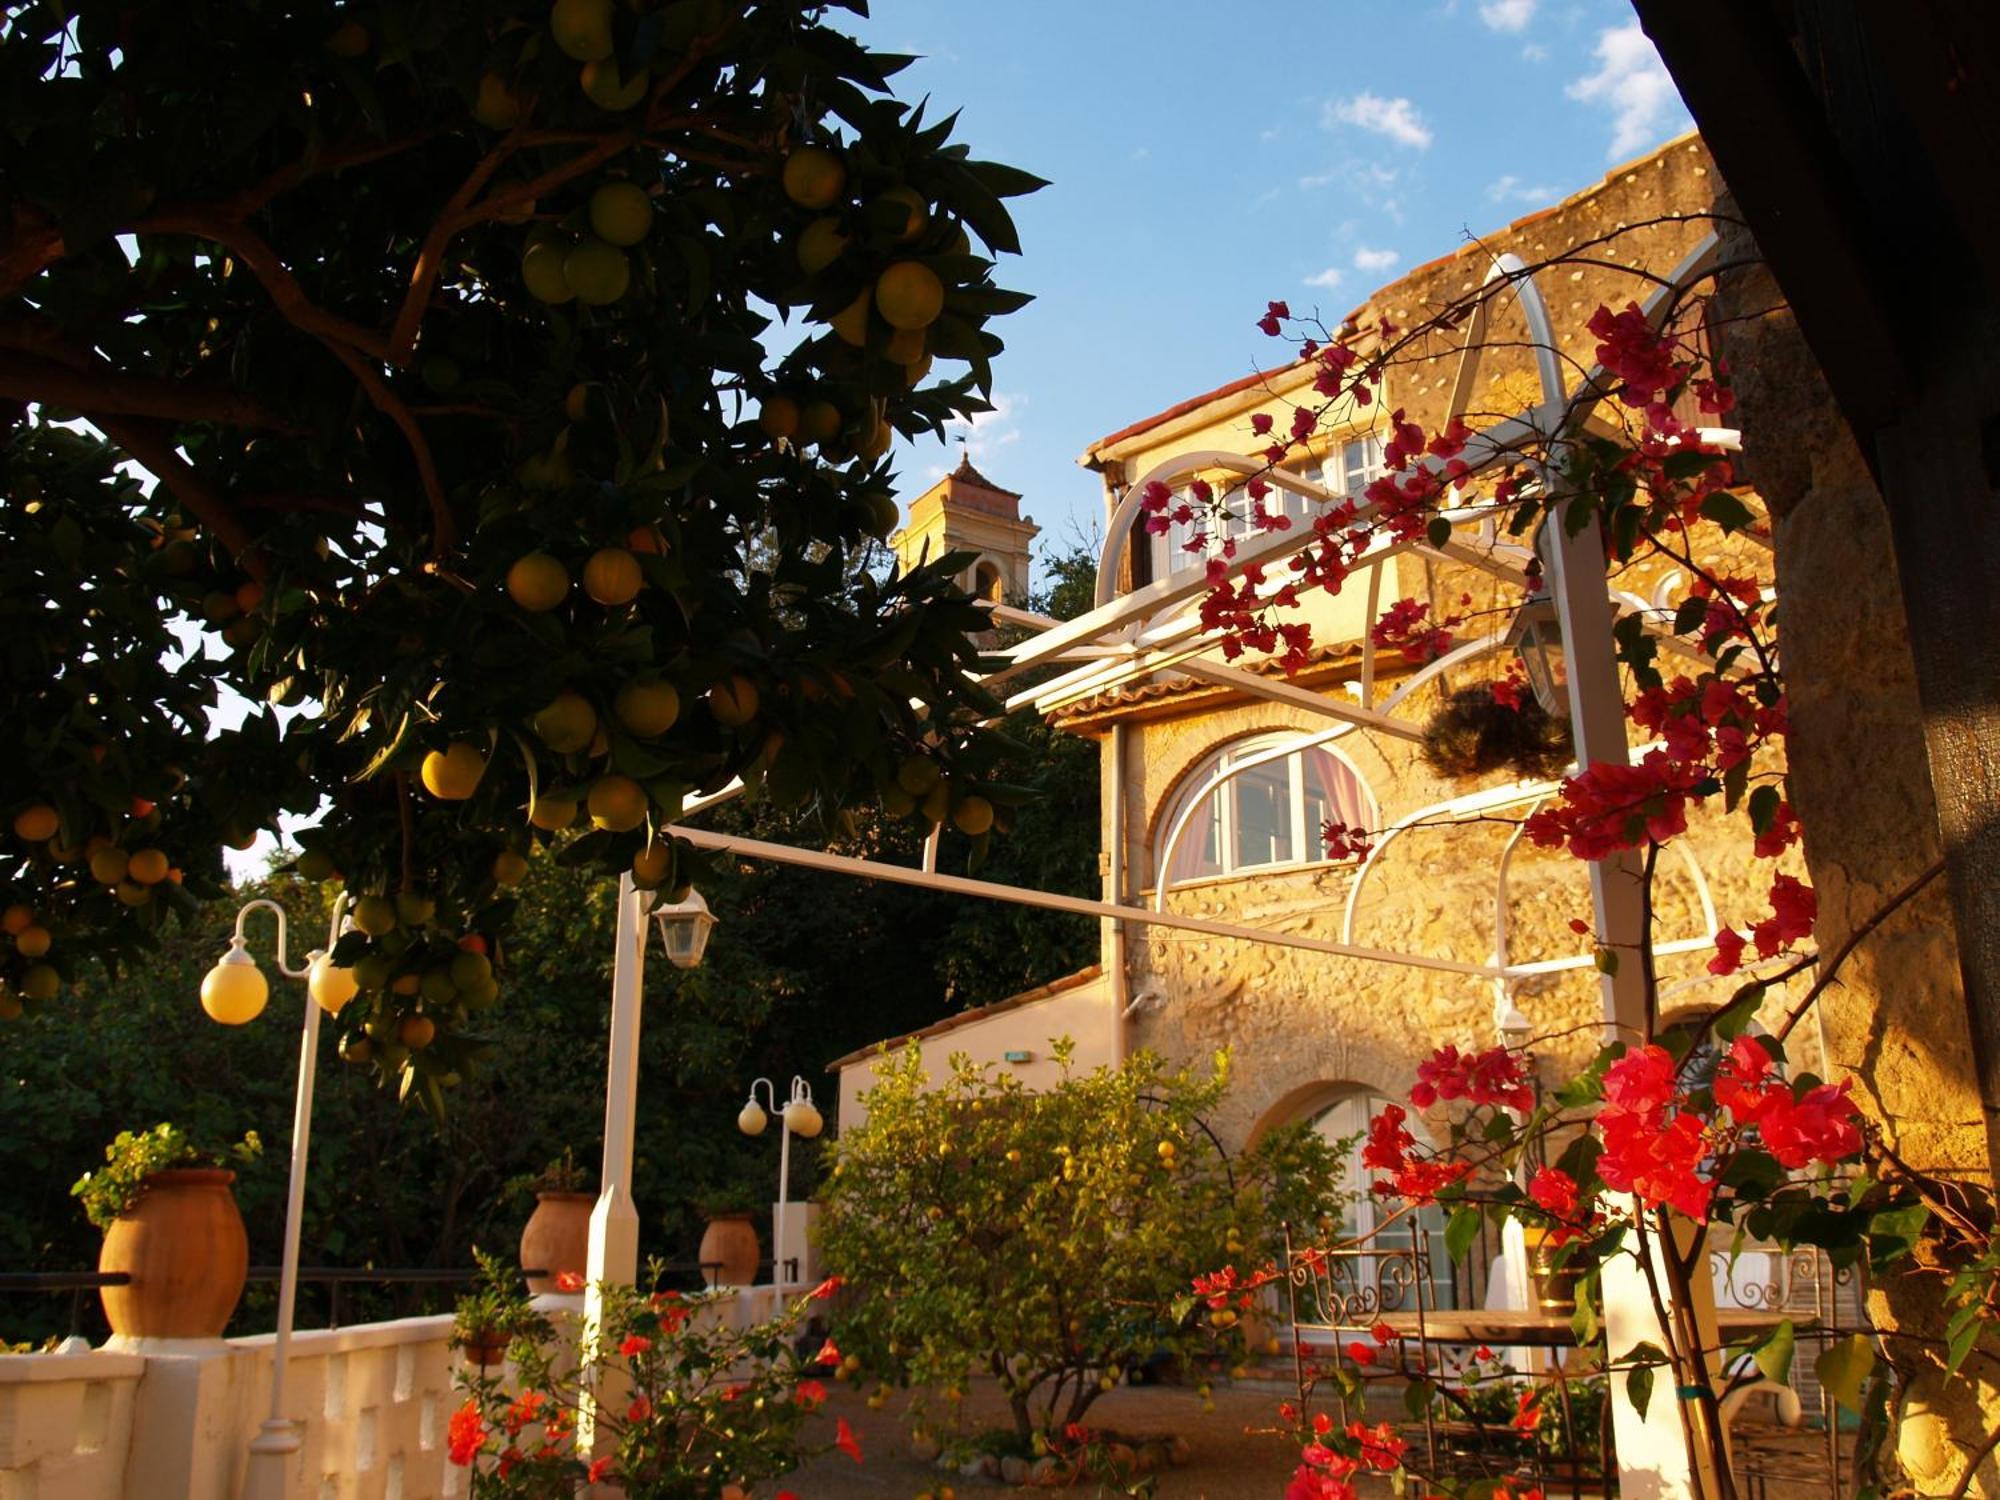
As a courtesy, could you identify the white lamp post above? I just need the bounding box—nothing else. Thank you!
[198,893,353,1500]
[736,1075,821,1292]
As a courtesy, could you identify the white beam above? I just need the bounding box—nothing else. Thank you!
[1173,660,1427,742]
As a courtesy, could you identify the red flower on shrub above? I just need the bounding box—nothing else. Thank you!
[554,1270,584,1293]
[1348,1418,1408,1470]
[626,1395,651,1423]
[618,1333,651,1358]
[814,1338,841,1366]
[1345,1340,1376,1366]
[809,1275,845,1300]
[1409,1043,1534,1113]
[587,1457,614,1483]
[447,1401,487,1466]
[836,1416,863,1462]
[1529,1167,1579,1219]
[794,1379,828,1410]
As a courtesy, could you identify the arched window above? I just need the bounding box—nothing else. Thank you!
[1157,734,1375,886]
[972,559,1005,602]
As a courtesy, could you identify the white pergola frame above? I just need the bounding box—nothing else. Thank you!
[582,238,1751,1496]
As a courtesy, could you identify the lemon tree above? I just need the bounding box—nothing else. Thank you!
[0,0,1042,1110]
[817,1044,1350,1444]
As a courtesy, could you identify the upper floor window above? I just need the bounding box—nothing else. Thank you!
[1145,434,1384,581]
[1158,734,1376,886]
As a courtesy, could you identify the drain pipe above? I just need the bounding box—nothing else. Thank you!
[1107,720,1131,1063]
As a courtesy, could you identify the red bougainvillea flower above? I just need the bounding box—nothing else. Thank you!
[447,1401,487,1467]
[809,1275,845,1300]
[1409,1043,1535,1112]
[836,1415,863,1462]
[794,1379,828,1410]
[586,1457,614,1483]
[1714,1036,1779,1125]
[814,1338,841,1366]
[1361,1104,1415,1173]
[1348,1418,1409,1471]
[1599,1109,1713,1220]
[502,1389,546,1437]
[1709,927,1748,976]
[626,1395,651,1423]
[1370,1321,1398,1345]
[498,1446,524,1478]
[1345,1340,1377,1366]
[1523,752,1707,861]
[1286,1466,1359,1500]
[554,1270,585,1293]
[1312,1411,1334,1435]
[1529,1166,1579,1219]
[618,1333,651,1358]
[1760,1080,1865,1169]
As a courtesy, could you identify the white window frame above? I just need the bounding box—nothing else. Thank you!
[1157,734,1378,889]
[1145,434,1384,581]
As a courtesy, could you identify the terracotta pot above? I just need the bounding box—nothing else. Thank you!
[98,1168,248,1339]
[460,1332,510,1367]
[698,1212,760,1286]
[1523,1227,1583,1313]
[520,1191,594,1294]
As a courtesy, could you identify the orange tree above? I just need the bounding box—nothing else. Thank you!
[0,0,1041,1109]
[815,1042,1349,1447]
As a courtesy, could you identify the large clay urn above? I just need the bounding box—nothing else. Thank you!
[520,1191,594,1295]
[99,1168,249,1339]
[698,1212,760,1287]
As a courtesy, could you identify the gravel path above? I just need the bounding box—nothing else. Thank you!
[767,1374,1329,1499]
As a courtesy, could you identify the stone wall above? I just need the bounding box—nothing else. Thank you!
[1711,246,1999,1497]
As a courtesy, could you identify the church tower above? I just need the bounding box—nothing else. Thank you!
[890,453,1039,603]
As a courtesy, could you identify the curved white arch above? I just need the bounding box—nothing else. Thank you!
[1149,729,1380,893]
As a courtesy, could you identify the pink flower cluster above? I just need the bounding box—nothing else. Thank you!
[1714,1036,1863,1167]
[1523,751,1708,860]
[1709,872,1818,975]
[1408,1043,1535,1113]
[1370,596,1462,664]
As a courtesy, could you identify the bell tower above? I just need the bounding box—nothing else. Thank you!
[890,453,1039,603]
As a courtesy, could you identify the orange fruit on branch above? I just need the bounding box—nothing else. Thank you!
[587,774,649,832]
[583,547,643,606]
[876,261,944,331]
[782,146,847,210]
[507,552,570,612]
[420,742,488,800]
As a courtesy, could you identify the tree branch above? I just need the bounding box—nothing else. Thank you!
[91,414,263,575]
[135,209,389,361]
[320,339,456,554]
[0,349,295,431]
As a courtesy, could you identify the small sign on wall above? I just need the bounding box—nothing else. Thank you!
[1003,1050,1033,1064]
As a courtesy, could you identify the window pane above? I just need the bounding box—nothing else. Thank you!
[1230,756,1294,868]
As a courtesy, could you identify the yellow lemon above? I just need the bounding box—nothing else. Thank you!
[707,675,760,728]
[11,805,58,843]
[127,848,170,885]
[589,182,654,245]
[563,238,630,305]
[506,552,570,612]
[874,186,928,242]
[580,57,647,111]
[614,679,680,737]
[758,395,800,442]
[800,400,842,444]
[830,287,870,347]
[399,1014,436,1050]
[781,146,847,210]
[529,795,579,832]
[16,925,52,959]
[532,691,599,754]
[493,849,530,886]
[420,742,487,800]
[951,795,994,836]
[631,841,672,887]
[521,240,575,304]
[895,755,941,796]
[587,774,649,832]
[796,216,850,273]
[583,546,643,606]
[88,846,129,886]
[876,261,944,331]
[473,72,524,130]
[352,894,398,937]
[549,0,614,61]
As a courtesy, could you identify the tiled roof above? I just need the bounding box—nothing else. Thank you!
[824,965,1103,1072]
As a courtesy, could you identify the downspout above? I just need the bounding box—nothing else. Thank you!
[1107,720,1130,1063]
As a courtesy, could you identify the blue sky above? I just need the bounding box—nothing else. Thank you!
[862,0,1693,576]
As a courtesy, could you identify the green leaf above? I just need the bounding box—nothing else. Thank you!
[1444,1205,1482,1265]
[1815,1334,1874,1411]
[1945,1310,1982,1376]
[1751,1318,1795,1384]
[1594,947,1620,976]
[1712,985,1766,1041]
[1699,492,1756,533]
[1570,1293,1599,1346]
[1747,784,1780,836]
[1626,1362,1654,1418]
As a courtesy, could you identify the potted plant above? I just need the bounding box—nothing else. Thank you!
[516,1148,594,1295]
[71,1122,261,1340]
[696,1186,764,1287]
[451,1251,549,1368]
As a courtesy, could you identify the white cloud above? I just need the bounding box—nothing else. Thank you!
[1567,21,1686,158]
[1323,92,1433,150]
[1479,0,1535,31]
[1303,267,1345,290]
[1486,173,1561,205]
[1521,41,1549,62]
[1353,245,1399,272]
[928,392,1023,482]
